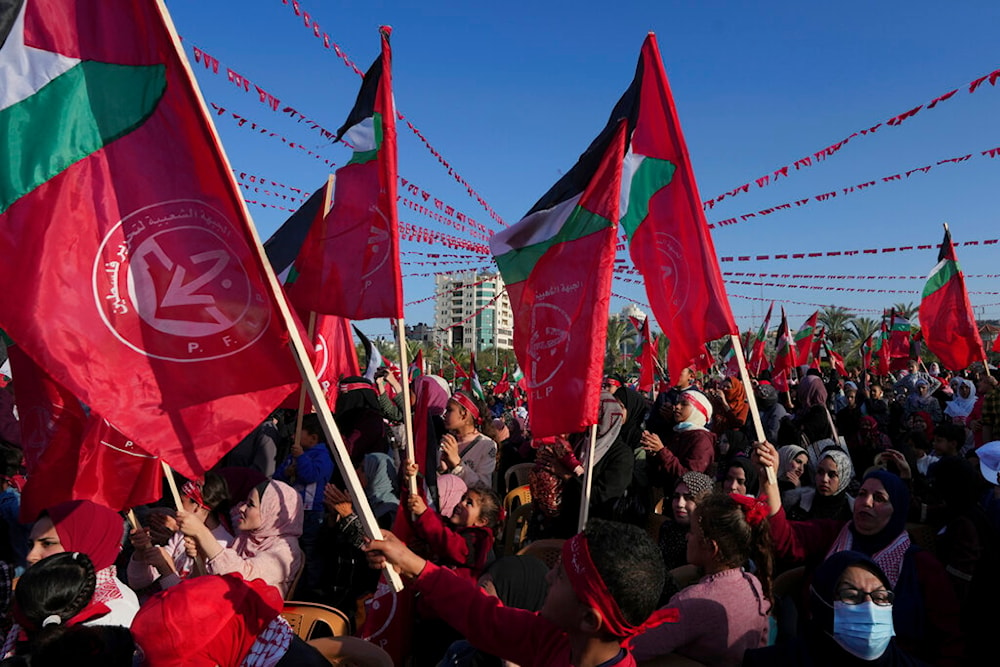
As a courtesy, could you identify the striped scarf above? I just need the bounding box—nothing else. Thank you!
[826,523,911,587]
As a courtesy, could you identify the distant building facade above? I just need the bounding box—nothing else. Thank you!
[433,270,513,352]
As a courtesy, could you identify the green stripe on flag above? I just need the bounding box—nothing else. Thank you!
[494,206,613,285]
[922,259,960,298]
[1,60,166,214]
[620,155,676,238]
[346,112,383,166]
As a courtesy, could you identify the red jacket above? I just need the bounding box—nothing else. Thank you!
[410,510,493,581]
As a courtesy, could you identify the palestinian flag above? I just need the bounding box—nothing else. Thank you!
[822,338,847,376]
[718,337,740,378]
[875,318,891,374]
[618,34,737,374]
[793,311,819,366]
[861,331,875,370]
[919,228,985,371]
[808,328,825,370]
[887,310,912,359]
[285,27,403,320]
[747,302,774,377]
[467,352,485,402]
[0,0,301,478]
[489,120,626,438]
[629,315,656,391]
[771,307,796,392]
[408,349,425,381]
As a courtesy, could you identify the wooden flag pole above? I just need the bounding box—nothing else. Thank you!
[154,12,403,590]
[291,311,319,455]
[731,334,777,486]
[577,423,598,532]
[394,318,418,495]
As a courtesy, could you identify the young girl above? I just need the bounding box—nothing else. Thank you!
[127,472,233,592]
[438,391,499,489]
[631,492,773,667]
[405,462,500,581]
[177,479,303,596]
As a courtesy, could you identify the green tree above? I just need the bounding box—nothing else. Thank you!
[818,305,853,354]
[891,301,918,323]
[605,318,636,374]
[846,316,880,364]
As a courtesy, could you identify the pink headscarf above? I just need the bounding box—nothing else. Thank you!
[436,474,467,517]
[232,480,303,558]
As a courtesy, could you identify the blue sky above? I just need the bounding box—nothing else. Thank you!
[166,0,1000,339]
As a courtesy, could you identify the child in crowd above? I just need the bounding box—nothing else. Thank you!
[364,519,669,667]
[404,462,500,580]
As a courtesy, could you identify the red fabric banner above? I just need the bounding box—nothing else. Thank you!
[0,0,302,478]
[9,346,162,523]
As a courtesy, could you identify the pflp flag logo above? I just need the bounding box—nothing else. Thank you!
[93,199,271,362]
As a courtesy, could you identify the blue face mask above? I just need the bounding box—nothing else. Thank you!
[832,601,895,660]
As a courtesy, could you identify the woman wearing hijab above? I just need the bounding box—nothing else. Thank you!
[178,479,303,597]
[131,573,328,666]
[642,390,716,493]
[712,377,750,432]
[777,444,812,500]
[23,500,138,624]
[757,445,964,666]
[783,448,854,522]
[744,551,929,666]
[657,471,714,576]
[944,378,976,425]
[613,385,648,453]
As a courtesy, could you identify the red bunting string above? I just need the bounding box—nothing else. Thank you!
[399,222,491,254]
[274,0,507,227]
[244,199,295,212]
[724,291,883,314]
[399,197,491,242]
[721,278,1000,296]
[399,176,494,234]
[209,103,336,166]
[231,170,312,197]
[188,41,347,147]
[724,271,1000,280]
[718,237,999,263]
[702,66,1000,210]
[710,145,1000,229]
[438,293,503,332]
[236,180,306,204]
[403,265,492,279]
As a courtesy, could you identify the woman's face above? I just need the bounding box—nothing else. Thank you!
[815,457,840,496]
[443,399,472,431]
[870,385,883,400]
[789,453,808,477]
[236,489,264,532]
[853,479,894,536]
[959,383,972,399]
[26,516,64,566]
[906,414,928,433]
[671,482,698,526]
[722,465,748,496]
[673,400,694,423]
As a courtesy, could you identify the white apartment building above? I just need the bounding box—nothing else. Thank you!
[433,270,514,352]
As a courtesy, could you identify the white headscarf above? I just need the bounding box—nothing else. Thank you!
[945,378,977,418]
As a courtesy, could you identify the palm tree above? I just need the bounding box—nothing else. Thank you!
[846,316,880,362]
[605,318,636,373]
[891,301,918,324]
[818,305,853,354]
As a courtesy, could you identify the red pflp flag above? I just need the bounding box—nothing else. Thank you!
[823,339,847,376]
[618,34,737,376]
[284,28,403,320]
[919,228,986,370]
[8,345,162,522]
[629,315,656,391]
[490,120,626,438]
[312,314,361,408]
[747,302,774,377]
[809,328,825,370]
[493,368,510,395]
[0,0,301,478]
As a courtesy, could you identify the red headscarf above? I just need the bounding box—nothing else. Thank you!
[131,573,284,667]
[47,500,123,571]
[723,380,750,425]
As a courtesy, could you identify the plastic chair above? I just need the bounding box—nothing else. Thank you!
[504,463,534,493]
[517,538,565,569]
[280,601,351,640]
[502,502,534,555]
[307,636,393,666]
[503,484,532,512]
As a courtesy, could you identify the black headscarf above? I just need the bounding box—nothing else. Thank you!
[721,455,759,496]
[482,556,549,612]
[614,386,647,451]
[850,470,909,555]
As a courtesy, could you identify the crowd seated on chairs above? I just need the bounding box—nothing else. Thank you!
[0,364,996,666]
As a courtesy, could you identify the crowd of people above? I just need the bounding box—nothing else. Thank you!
[0,355,997,666]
